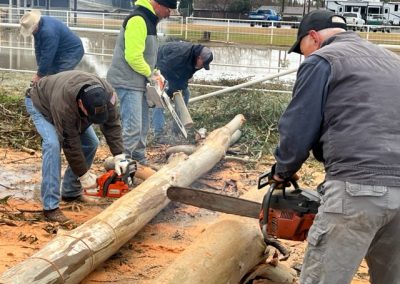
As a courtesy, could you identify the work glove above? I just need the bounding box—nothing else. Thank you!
[114,154,129,176]
[147,69,165,90]
[258,164,298,189]
[79,171,98,189]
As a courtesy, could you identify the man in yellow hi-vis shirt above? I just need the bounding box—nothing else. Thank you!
[107,0,176,165]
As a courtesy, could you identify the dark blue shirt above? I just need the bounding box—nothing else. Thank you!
[156,42,204,95]
[274,55,331,178]
[34,16,84,76]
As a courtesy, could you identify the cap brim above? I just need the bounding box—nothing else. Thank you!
[288,38,302,54]
[204,64,210,70]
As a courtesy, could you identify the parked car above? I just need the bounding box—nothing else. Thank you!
[367,15,391,32]
[342,12,365,31]
[248,9,281,28]
[281,15,301,28]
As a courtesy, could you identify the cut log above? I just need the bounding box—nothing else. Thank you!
[156,187,297,283]
[165,129,242,158]
[166,145,197,158]
[0,114,245,283]
[156,219,266,283]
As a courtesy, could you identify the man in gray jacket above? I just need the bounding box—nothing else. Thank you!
[26,70,128,224]
[268,10,400,283]
[107,0,177,165]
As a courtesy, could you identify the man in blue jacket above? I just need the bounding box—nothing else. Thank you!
[152,41,213,144]
[20,10,84,84]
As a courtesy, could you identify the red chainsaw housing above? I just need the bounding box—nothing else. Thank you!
[260,208,315,241]
[84,170,130,198]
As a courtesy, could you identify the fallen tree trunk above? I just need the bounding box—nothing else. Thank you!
[156,186,297,283]
[0,114,245,283]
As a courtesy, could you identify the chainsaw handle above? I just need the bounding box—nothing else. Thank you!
[257,171,270,189]
[260,183,275,231]
[121,160,137,180]
[102,172,118,197]
[257,171,300,190]
[260,183,290,261]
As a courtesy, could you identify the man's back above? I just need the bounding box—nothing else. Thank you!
[35,16,82,52]
[156,41,200,91]
[314,32,400,185]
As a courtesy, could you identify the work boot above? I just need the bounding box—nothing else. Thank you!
[154,135,170,145]
[43,208,71,224]
[62,195,100,204]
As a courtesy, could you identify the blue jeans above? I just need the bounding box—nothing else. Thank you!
[115,88,149,164]
[25,97,98,210]
[152,87,190,136]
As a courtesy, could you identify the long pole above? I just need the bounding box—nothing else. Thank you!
[189,67,298,103]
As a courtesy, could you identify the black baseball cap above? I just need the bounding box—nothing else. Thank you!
[155,0,177,9]
[80,84,109,124]
[289,10,347,54]
[199,47,213,70]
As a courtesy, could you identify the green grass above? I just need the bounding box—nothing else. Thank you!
[0,71,294,158]
[189,80,293,157]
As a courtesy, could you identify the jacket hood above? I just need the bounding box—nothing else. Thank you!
[134,0,156,14]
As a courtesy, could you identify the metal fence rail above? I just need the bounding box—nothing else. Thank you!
[1,7,400,47]
[1,7,400,76]
[0,7,184,35]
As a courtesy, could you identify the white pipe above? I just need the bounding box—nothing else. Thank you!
[190,83,292,94]
[189,67,298,103]
[379,44,400,52]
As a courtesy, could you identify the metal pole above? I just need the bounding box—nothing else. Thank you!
[189,68,298,103]
[8,0,12,24]
[74,0,77,25]
[185,16,189,40]
[226,19,230,43]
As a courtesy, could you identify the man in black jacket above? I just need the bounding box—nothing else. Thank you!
[269,10,400,283]
[151,41,213,143]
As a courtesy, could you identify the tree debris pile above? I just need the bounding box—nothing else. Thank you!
[0,72,40,149]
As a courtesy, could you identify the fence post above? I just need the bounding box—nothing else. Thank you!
[102,13,105,30]
[8,6,12,24]
[180,16,183,37]
[227,19,230,43]
[270,21,274,45]
[366,25,369,40]
[185,17,189,40]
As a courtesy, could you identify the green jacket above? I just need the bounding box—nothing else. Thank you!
[107,0,158,91]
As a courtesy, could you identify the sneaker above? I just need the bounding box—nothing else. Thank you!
[43,208,71,224]
[62,195,100,204]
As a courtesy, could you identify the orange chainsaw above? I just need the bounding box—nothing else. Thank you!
[167,174,320,260]
[84,161,137,198]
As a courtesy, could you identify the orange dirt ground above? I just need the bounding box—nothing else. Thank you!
[0,145,370,283]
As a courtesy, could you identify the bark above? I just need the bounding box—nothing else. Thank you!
[156,184,297,284]
[0,114,245,284]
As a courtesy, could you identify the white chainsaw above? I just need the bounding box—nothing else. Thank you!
[146,73,188,139]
